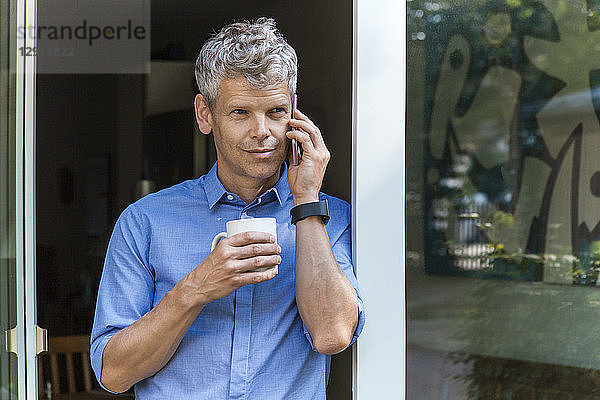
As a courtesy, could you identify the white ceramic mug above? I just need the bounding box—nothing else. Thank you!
[210,217,277,252]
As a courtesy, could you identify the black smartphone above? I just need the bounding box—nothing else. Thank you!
[290,94,300,165]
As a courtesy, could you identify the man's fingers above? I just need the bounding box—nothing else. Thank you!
[235,243,281,259]
[225,231,276,247]
[235,255,282,272]
[291,108,317,130]
[289,118,316,136]
[234,266,279,286]
[291,109,327,148]
[289,116,327,153]
[289,120,326,150]
[286,129,315,154]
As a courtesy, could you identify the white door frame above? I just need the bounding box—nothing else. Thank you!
[16,0,408,397]
[14,0,27,397]
[17,0,39,397]
[353,0,406,399]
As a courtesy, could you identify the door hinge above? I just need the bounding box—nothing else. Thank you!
[5,327,17,354]
[36,325,48,355]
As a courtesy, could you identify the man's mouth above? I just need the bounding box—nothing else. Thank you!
[244,148,276,158]
[246,148,275,152]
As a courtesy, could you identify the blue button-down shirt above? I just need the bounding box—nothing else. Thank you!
[91,161,365,399]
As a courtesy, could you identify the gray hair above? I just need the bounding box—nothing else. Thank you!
[195,17,298,111]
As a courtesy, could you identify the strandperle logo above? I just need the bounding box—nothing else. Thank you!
[18,20,147,46]
[32,0,150,74]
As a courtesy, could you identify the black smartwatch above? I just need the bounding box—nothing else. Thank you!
[290,199,330,225]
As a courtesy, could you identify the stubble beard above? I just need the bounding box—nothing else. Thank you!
[217,141,287,182]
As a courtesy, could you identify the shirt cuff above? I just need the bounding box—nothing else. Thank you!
[90,332,120,395]
[347,293,365,348]
[302,289,366,352]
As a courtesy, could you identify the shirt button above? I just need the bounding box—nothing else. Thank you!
[227,194,234,201]
[257,198,262,204]
[241,212,249,218]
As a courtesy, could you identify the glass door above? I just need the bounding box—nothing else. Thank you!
[407,0,600,398]
[33,2,353,399]
[1,0,23,398]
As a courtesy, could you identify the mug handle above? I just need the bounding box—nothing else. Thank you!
[211,232,228,251]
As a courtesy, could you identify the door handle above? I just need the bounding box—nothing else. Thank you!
[36,325,48,355]
[4,327,17,354]
[4,325,47,355]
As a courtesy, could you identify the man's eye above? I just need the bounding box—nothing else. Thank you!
[271,108,286,114]
[231,109,247,115]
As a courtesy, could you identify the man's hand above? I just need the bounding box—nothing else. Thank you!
[181,231,281,307]
[286,109,330,205]
[100,231,280,393]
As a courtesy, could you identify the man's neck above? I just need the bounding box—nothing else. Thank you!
[217,165,281,205]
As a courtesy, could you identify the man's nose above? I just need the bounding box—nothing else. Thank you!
[250,114,270,139]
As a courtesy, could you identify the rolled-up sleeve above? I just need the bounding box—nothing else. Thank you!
[90,204,155,392]
[302,200,366,351]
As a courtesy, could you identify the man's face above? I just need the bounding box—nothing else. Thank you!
[208,76,291,184]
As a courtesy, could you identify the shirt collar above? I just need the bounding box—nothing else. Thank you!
[203,161,291,209]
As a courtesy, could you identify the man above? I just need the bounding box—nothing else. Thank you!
[91,17,364,399]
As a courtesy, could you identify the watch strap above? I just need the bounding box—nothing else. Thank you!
[290,199,330,225]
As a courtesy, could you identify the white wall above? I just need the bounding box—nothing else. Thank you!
[354,0,405,398]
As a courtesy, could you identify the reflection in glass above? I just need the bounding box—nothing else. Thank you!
[408,0,600,398]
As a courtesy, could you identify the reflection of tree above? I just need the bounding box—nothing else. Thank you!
[526,2,600,277]
[418,0,566,280]
[410,0,600,397]
[419,0,600,282]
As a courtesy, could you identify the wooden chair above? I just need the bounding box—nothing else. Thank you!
[38,335,134,400]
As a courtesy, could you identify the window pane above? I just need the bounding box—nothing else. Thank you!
[407,0,600,398]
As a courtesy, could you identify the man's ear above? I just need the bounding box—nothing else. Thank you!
[194,94,214,135]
